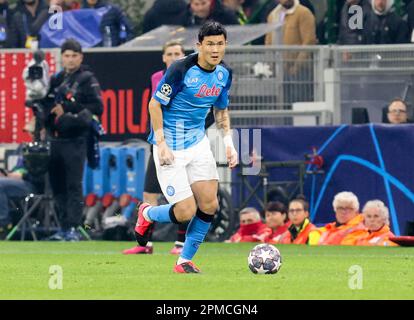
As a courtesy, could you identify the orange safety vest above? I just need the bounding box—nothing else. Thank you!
[316,214,364,245]
[274,219,316,245]
[341,225,398,246]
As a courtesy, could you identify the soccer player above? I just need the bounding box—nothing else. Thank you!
[135,21,238,273]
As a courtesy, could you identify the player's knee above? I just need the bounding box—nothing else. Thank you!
[198,199,219,215]
[175,200,197,222]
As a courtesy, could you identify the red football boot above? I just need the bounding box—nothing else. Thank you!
[134,202,153,246]
[173,261,201,273]
[122,245,153,255]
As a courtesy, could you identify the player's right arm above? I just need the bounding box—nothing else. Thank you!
[150,59,185,166]
[148,97,174,166]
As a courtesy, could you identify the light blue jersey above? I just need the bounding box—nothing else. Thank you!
[148,53,232,150]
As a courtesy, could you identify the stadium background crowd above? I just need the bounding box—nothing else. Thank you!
[2,0,414,49]
[1,0,412,247]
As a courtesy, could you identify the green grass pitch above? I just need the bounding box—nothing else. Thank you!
[0,241,413,300]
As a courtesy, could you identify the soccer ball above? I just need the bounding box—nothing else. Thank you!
[247,244,282,274]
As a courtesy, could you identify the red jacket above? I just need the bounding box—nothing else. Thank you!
[265,221,291,243]
[229,222,272,243]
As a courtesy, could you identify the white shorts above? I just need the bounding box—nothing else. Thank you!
[153,136,219,204]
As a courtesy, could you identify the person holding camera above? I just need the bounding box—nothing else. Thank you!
[44,38,103,241]
[23,50,50,141]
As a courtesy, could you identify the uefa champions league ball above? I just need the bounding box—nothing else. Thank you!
[248,244,282,274]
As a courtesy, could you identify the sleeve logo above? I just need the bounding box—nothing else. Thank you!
[161,84,172,96]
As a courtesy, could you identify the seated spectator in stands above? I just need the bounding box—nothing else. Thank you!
[337,0,371,45]
[341,200,398,246]
[222,0,248,24]
[263,201,291,243]
[364,0,409,44]
[0,124,38,239]
[273,197,316,244]
[0,0,15,48]
[386,98,411,124]
[8,0,48,49]
[142,0,188,34]
[226,207,272,243]
[309,191,364,245]
[82,0,134,46]
[180,0,240,27]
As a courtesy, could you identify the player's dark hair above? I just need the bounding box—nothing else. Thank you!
[198,21,227,43]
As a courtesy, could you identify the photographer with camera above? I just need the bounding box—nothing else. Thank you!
[23,49,50,141]
[43,38,103,241]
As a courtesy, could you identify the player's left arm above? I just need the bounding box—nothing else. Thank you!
[214,107,238,169]
[214,67,238,169]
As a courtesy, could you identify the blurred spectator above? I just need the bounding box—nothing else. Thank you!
[142,0,188,34]
[82,0,134,47]
[265,0,316,46]
[365,0,409,44]
[49,0,80,11]
[226,207,272,243]
[337,0,371,45]
[309,191,364,245]
[261,0,315,24]
[273,197,316,244]
[263,201,291,242]
[385,98,411,124]
[8,0,48,49]
[180,0,240,27]
[341,200,398,246]
[407,0,414,42]
[222,0,248,24]
[0,0,14,48]
[265,0,316,106]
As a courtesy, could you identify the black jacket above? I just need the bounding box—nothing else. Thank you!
[364,10,410,44]
[337,0,372,45]
[142,0,188,33]
[8,0,48,48]
[407,0,414,34]
[0,1,14,26]
[180,0,240,27]
[0,2,13,48]
[44,65,103,139]
[82,0,134,46]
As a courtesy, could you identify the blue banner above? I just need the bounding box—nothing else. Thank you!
[232,124,414,235]
[39,7,110,48]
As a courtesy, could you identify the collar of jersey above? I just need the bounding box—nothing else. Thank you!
[196,62,216,73]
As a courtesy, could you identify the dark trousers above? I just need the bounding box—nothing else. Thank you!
[0,178,31,226]
[49,137,86,231]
